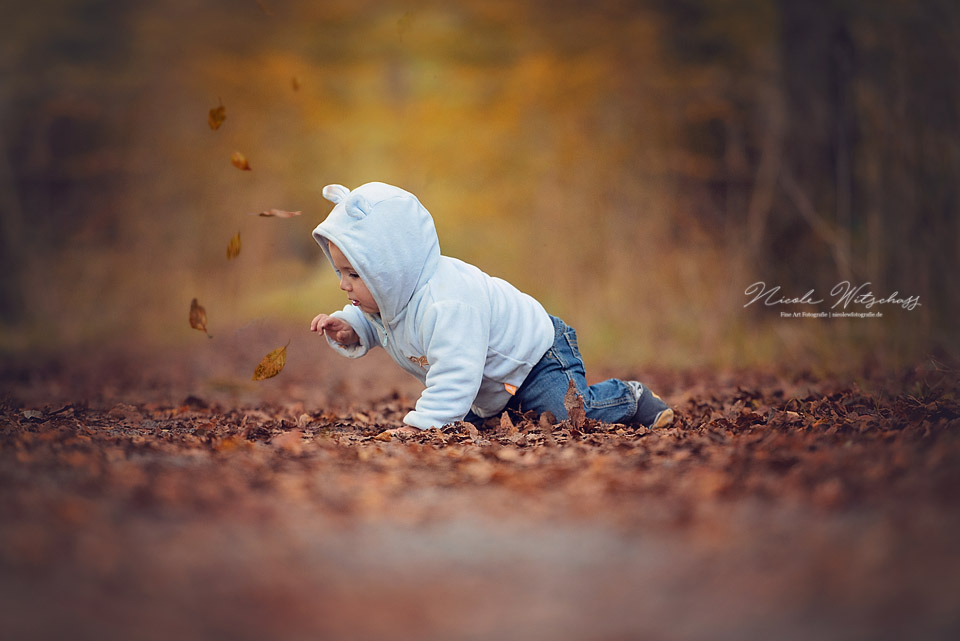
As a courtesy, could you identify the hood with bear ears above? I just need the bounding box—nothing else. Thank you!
[312,182,441,324]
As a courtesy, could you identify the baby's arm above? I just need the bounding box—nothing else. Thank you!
[310,305,379,358]
[404,302,487,429]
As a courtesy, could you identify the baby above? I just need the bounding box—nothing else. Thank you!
[310,182,673,431]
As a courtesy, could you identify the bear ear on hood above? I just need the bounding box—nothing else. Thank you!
[344,193,370,220]
[322,184,350,204]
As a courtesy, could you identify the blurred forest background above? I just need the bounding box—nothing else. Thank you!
[1,0,958,376]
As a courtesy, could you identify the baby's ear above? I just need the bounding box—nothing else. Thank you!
[322,184,350,204]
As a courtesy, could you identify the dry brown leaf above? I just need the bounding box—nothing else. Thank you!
[564,380,586,429]
[226,231,241,260]
[462,422,480,442]
[208,101,226,130]
[252,342,289,381]
[254,209,302,218]
[231,151,252,171]
[272,429,304,455]
[499,411,517,436]
[189,298,211,337]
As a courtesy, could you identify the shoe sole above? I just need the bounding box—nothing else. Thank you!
[651,408,674,429]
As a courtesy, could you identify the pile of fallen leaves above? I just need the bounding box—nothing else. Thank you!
[1,361,958,640]
[2,366,957,527]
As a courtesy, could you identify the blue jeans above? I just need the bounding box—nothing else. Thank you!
[468,315,638,424]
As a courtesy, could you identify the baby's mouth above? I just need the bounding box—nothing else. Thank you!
[350,299,360,306]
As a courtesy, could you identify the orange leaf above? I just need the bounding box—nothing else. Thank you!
[226,231,241,260]
[208,101,226,130]
[231,151,252,171]
[189,298,211,337]
[254,208,302,218]
[252,342,289,381]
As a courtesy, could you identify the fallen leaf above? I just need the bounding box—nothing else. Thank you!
[208,100,226,130]
[231,151,252,171]
[252,342,289,381]
[226,231,241,260]
[498,411,517,436]
[194,421,215,435]
[189,298,211,337]
[253,209,302,218]
[272,429,304,455]
[564,380,586,429]
[462,422,480,442]
[539,411,556,430]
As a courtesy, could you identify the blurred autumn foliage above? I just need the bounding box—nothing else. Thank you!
[1,0,958,372]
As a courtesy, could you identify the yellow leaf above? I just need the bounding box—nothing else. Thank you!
[252,342,289,381]
[189,298,211,337]
[231,151,252,171]
[253,209,302,218]
[208,101,226,130]
[226,231,241,260]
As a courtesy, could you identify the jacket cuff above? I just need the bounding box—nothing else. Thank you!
[325,333,369,358]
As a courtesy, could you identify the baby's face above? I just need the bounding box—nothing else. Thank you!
[328,242,379,314]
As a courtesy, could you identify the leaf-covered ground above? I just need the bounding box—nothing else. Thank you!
[1,342,959,641]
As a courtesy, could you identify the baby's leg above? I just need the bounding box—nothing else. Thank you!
[509,316,667,425]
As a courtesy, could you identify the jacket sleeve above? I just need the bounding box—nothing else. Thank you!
[325,305,380,358]
[403,302,488,429]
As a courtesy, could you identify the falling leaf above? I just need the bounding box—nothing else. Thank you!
[291,76,301,91]
[231,151,252,171]
[208,100,226,130]
[252,342,289,381]
[226,231,241,260]
[564,380,586,429]
[252,209,302,218]
[189,298,211,338]
[397,11,414,40]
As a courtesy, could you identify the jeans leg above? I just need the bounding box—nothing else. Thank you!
[509,316,637,424]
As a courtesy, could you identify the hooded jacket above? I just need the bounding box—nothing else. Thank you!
[312,182,554,429]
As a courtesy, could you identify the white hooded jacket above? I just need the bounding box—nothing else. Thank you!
[312,182,554,429]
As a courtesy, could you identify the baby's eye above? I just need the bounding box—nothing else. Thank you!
[349,272,360,279]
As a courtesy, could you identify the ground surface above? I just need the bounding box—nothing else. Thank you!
[1,334,959,641]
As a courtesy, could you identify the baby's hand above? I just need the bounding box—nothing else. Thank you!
[310,313,360,346]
